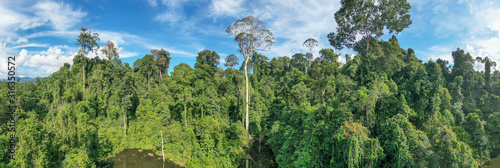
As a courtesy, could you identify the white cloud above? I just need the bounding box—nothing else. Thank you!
[149,0,190,7]
[95,40,139,59]
[0,1,36,37]
[417,45,453,63]
[33,1,87,31]
[153,0,191,24]
[210,0,245,17]
[23,47,75,68]
[12,43,49,49]
[98,31,142,46]
[0,42,10,78]
[409,0,500,70]
[15,37,28,44]
[251,0,340,58]
[155,11,182,24]
[429,45,452,54]
[161,0,189,7]
[148,0,158,7]
[460,1,500,70]
[0,46,76,78]
[205,0,341,58]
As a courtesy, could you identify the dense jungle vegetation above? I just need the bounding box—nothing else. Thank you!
[2,0,500,167]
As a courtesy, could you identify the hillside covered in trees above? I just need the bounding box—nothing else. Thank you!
[2,1,500,168]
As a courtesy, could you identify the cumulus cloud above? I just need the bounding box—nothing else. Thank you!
[461,1,500,70]
[407,0,500,70]
[22,47,75,68]
[33,1,87,31]
[10,47,77,77]
[0,43,11,78]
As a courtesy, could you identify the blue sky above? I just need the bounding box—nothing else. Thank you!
[1,0,500,78]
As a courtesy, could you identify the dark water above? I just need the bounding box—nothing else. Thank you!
[101,148,181,168]
[485,148,500,168]
[239,139,277,168]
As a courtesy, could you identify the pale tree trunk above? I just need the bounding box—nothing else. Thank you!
[244,56,250,142]
[238,81,244,124]
[307,48,312,73]
[366,38,370,56]
[245,55,250,168]
[364,27,371,57]
[159,65,163,81]
[201,105,204,118]
[161,130,165,162]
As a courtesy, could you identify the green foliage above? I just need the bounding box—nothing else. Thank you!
[331,121,383,168]
[4,11,500,168]
[328,0,412,55]
[487,112,500,148]
[76,27,100,56]
[62,147,95,168]
[464,113,489,164]
[224,54,239,69]
[431,126,478,167]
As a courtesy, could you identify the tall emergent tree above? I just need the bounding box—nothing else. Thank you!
[476,56,497,91]
[328,0,412,55]
[303,38,318,61]
[151,48,172,81]
[226,16,275,143]
[224,54,239,69]
[101,40,119,61]
[76,27,100,91]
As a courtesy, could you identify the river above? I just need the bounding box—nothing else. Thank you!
[485,148,500,168]
[100,148,181,168]
[239,139,277,168]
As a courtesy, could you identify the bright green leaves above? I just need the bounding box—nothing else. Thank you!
[76,27,100,56]
[464,113,489,165]
[319,48,339,66]
[62,146,95,168]
[332,121,383,168]
[291,53,308,72]
[328,0,412,55]
[290,82,311,107]
[195,49,220,79]
[135,98,155,120]
[451,48,475,85]
[12,112,53,167]
[150,48,171,80]
[486,112,500,149]
[431,126,478,167]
